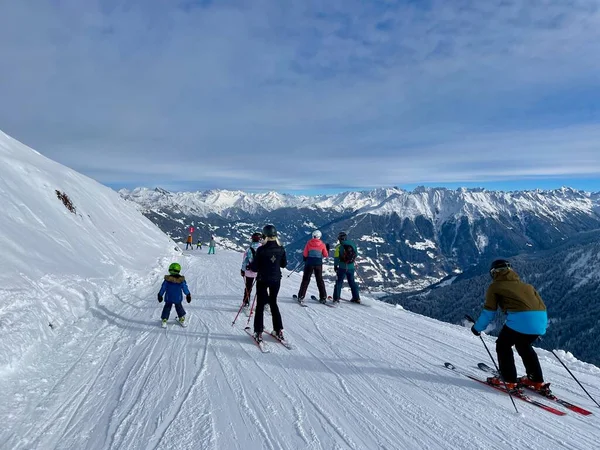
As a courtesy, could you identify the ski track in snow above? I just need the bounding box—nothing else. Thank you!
[0,250,599,450]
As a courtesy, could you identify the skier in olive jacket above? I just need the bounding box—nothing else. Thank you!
[471,259,548,391]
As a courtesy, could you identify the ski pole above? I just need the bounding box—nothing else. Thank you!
[244,292,258,328]
[551,350,600,408]
[465,315,519,414]
[232,302,245,326]
[232,278,255,326]
[287,260,304,277]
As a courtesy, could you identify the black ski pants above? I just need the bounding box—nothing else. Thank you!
[254,280,283,334]
[297,264,327,300]
[161,302,186,321]
[496,325,544,383]
[242,276,256,305]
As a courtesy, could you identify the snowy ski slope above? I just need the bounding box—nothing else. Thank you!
[1,250,598,450]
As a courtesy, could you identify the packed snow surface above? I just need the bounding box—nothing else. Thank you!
[1,250,599,450]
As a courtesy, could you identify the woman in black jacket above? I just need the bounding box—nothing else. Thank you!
[250,224,287,342]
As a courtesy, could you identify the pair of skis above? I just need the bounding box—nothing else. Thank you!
[161,315,190,329]
[292,294,338,308]
[311,295,337,308]
[476,362,592,416]
[445,362,592,416]
[292,294,309,307]
[244,327,293,353]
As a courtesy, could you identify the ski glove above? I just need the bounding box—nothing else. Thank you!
[470,325,480,336]
[186,294,192,303]
[157,294,163,303]
[241,270,245,277]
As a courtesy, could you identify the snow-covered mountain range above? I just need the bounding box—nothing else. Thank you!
[2,130,599,449]
[120,186,600,291]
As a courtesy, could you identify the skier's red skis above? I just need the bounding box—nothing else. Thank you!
[444,363,566,416]
[477,363,592,416]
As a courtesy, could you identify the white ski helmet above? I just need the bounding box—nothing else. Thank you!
[312,230,322,239]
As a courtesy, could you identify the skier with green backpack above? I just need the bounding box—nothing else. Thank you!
[333,231,360,304]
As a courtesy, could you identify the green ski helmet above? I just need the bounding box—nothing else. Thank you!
[168,262,181,274]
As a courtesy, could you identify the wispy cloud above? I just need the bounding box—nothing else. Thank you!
[1,0,600,192]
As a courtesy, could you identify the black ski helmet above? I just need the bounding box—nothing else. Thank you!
[338,231,347,242]
[251,232,262,242]
[489,259,511,277]
[262,224,277,238]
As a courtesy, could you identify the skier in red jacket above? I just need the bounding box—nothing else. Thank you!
[297,230,329,303]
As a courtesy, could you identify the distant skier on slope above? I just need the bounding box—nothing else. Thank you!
[250,224,287,342]
[158,262,192,327]
[333,231,360,304]
[208,236,216,254]
[185,234,193,250]
[196,238,202,250]
[471,259,548,393]
[241,232,262,309]
[296,230,329,303]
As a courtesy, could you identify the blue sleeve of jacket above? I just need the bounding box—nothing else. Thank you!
[241,248,249,270]
[182,280,190,296]
[159,280,167,296]
[474,309,496,333]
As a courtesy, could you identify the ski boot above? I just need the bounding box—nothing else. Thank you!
[519,376,552,395]
[161,318,168,328]
[253,332,263,343]
[350,298,361,304]
[487,377,522,394]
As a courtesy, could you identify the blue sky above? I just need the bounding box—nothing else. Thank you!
[1,0,600,194]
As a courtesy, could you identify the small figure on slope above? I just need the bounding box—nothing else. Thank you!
[158,262,192,327]
[250,224,287,342]
[471,259,549,393]
[241,232,262,309]
[208,236,216,254]
[185,234,194,250]
[333,231,360,304]
[297,230,329,303]
[196,238,202,250]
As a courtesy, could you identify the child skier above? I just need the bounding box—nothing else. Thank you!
[158,262,192,327]
[241,232,262,309]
